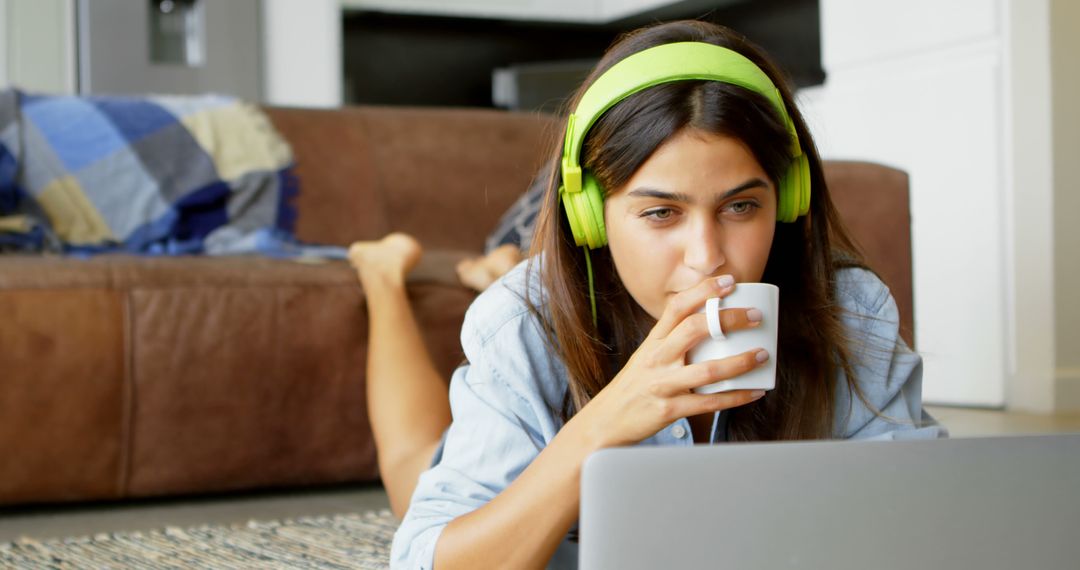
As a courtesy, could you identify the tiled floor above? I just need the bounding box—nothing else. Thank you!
[2,406,1077,543]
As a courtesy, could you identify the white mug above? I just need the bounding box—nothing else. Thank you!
[687,283,779,394]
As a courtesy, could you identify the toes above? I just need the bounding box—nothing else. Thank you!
[483,246,522,277]
[385,232,420,252]
[346,242,369,266]
[346,235,421,276]
[456,259,494,292]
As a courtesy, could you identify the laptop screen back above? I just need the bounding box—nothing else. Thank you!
[579,434,1080,570]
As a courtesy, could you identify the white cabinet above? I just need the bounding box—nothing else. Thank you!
[805,45,1007,408]
[821,0,998,71]
[342,0,599,22]
[804,0,1077,412]
[340,0,705,24]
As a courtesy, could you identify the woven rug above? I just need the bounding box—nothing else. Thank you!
[0,509,399,569]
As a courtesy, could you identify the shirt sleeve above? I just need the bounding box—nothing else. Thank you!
[833,270,949,441]
[389,305,563,569]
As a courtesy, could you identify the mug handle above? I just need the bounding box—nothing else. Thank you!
[706,297,726,341]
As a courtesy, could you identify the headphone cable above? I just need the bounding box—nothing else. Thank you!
[584,246,598,329]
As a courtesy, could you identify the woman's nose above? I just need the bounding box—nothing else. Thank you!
[682,221,726,276]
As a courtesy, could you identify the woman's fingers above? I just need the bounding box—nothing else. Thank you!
[718,306,763,334]
[654,309,764,364]
[649,275,735,341]
[658,348,769,396]
[671,388,767,418]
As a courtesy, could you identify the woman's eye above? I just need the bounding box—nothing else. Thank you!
[643,208,674,221]
[726,201,759,216]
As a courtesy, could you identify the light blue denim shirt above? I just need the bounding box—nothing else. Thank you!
[390,260,947,569]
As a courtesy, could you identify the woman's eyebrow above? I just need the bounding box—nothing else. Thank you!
[626,188,694,202]
[626,178,769,204]
[714,178,770,205]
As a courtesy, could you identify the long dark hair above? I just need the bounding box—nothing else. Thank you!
[525,20,869,441]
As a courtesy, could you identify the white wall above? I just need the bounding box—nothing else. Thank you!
[1051,0,1080,410]
[0,0,76,94]
[261,0,342,107]
[1,0,344,106]
[0,0,8,86]
[79,0,261,100]
[1002,0,1056,412]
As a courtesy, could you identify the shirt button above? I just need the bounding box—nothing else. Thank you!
[672,424,687,439]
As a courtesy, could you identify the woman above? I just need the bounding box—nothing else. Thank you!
[349,20,945,569]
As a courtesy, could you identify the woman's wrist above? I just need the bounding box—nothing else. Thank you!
[436,415,596,569]
[560,412,611,459]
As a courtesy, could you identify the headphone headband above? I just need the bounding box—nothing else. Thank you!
[561,42,802,196]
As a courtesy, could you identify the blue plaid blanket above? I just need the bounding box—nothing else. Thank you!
[0,88,344,258]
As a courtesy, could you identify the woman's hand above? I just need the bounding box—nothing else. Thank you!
[568,275,769,450]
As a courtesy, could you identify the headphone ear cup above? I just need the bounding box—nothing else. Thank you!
[776,155,811,222]
[560,172,608,248]
[796,154,811,217]
[581,172,608,248]
[561,184,588,247]
[776,167,795,223]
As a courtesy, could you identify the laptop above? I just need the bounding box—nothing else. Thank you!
[579,434,1080,570]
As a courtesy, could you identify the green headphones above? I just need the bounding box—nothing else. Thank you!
[559,41,812,250]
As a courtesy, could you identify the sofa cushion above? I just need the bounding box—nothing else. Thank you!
[0,252,477,503]
[0,287,126,504]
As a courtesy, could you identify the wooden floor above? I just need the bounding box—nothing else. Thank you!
[2,406,1077,543]
[924,405,1080,437]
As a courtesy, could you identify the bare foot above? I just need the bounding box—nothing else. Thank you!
[485,244,523,277]
[456,257,496,292]
[455,245,524,292]
[347,233,423,287]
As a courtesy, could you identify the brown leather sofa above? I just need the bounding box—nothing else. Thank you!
[0,105,912,507]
